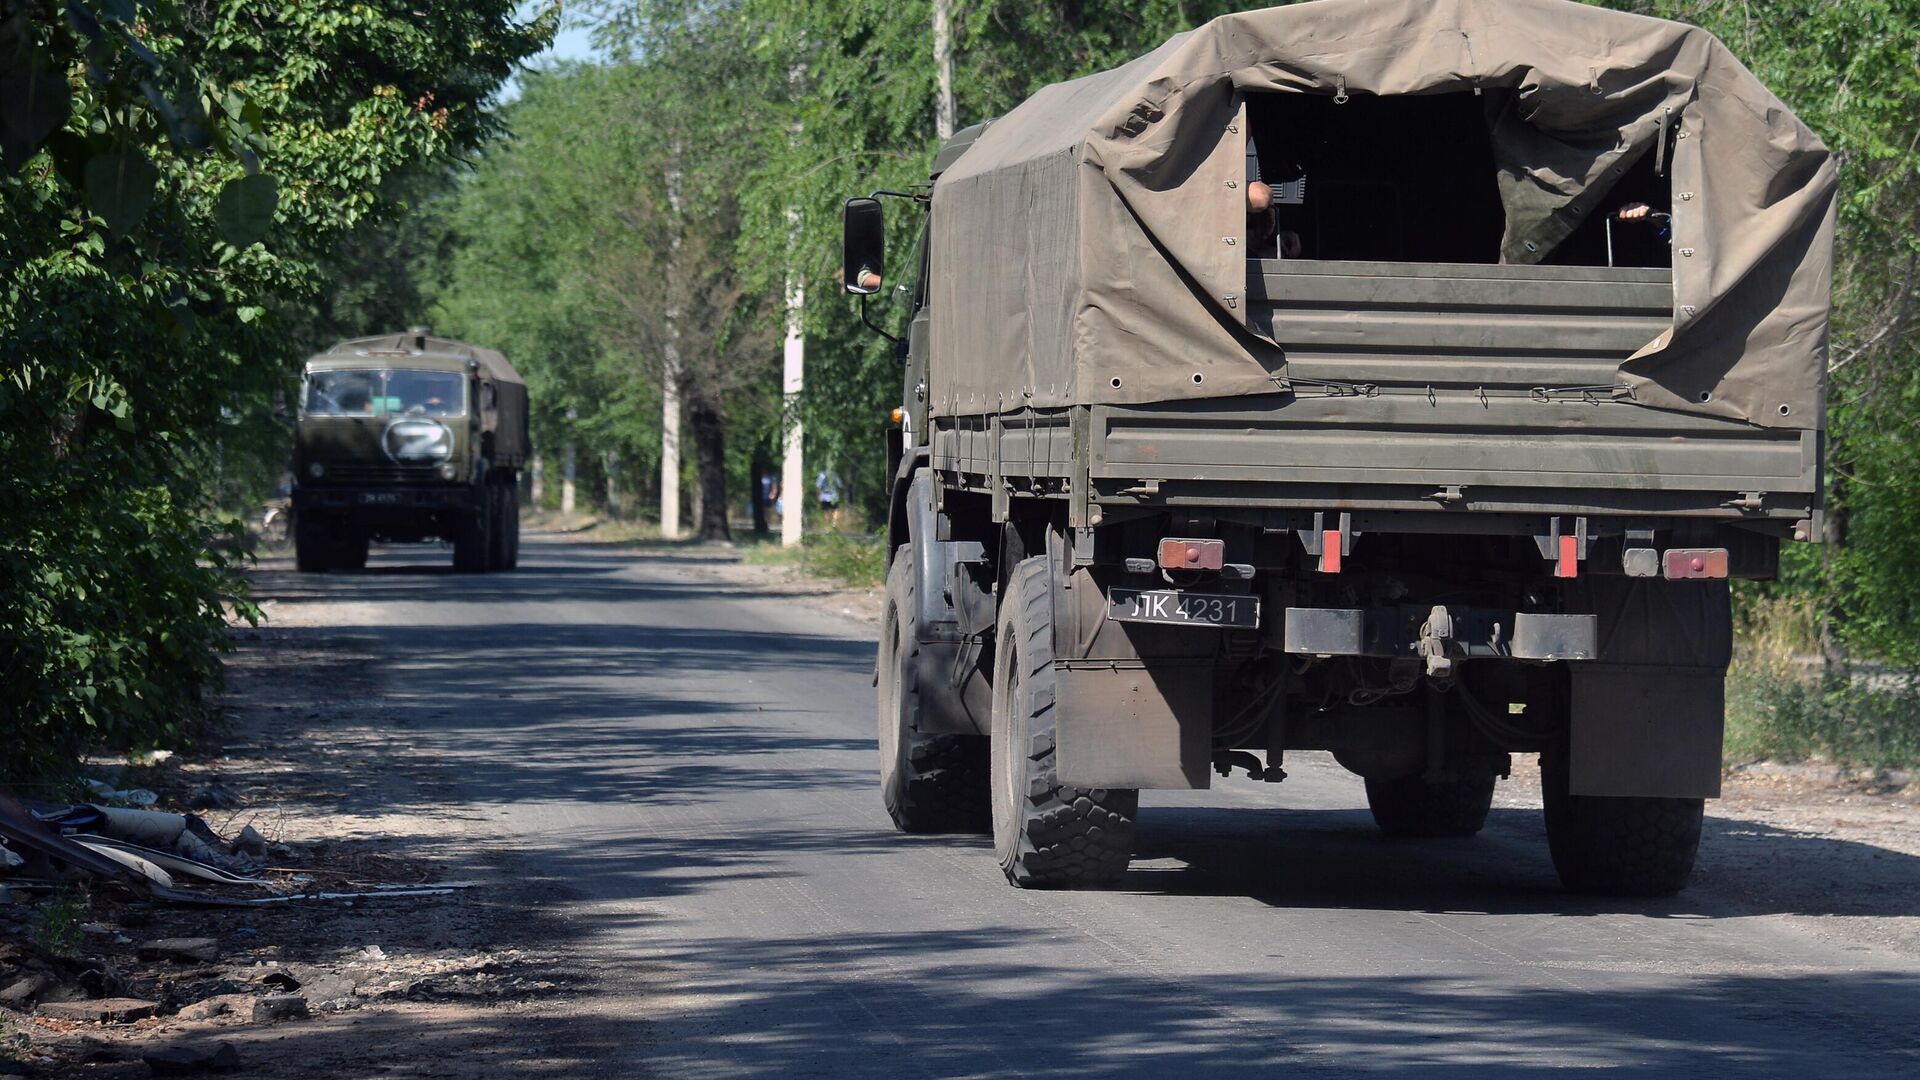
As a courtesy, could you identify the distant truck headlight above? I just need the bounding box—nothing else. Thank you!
[438,463,457,480]
[308,462,325,478]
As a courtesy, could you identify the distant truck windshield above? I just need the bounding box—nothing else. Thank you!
[306,368,467,418]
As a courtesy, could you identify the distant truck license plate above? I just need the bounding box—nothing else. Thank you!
[1108,589,1259,629]
[359,492,402,504]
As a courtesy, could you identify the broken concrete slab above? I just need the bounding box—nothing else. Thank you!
[36,997,158,1023]
[0,974,46,1006]
[174,997,237,1022]
[250,994,308,1023]
[137,938,219,964]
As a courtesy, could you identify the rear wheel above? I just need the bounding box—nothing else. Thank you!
[1541,748,1703,897]
[878,544,988,833]
[452,495,490,573]
[1365,772,1496,837]
[486,484,512,570]
[991,556,1136,887]
[503,483,521,569]
[293,516,331,573]
[337,533,370,572]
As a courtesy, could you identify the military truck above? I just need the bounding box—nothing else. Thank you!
[845,0,1834,896]
[291,331,528,574]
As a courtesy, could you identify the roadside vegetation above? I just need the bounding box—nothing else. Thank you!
[3,0,1917,779]
[0,2,552,784]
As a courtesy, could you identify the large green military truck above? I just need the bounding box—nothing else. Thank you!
[846,0,1834,896]
[291,331,528,574]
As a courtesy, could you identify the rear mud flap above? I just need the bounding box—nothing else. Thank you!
[1054,661,1213,790]
[1569,665,1724,798]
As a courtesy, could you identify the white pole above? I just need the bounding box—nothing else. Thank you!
[781,273,805,548]
[934,0,955,141]
[562,443,576,525]
[780,65,807,550]
[661,165,684,540]
[660,377,681,538]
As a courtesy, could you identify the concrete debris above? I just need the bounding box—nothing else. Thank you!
[357,945,388,962]
[82,779,159,807]
[0,975,47,1007]
[136,938,219,964]
[231,826,268,858]
[174,998,235,1021]
[186,785,243,811]
[250,994,309,1023]
[143,1042,242,1076]
[36,997,158,1023]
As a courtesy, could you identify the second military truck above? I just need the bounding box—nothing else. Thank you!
[291,331,528,573]
[845,0,1834,896]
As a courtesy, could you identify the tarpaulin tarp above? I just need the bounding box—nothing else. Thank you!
[928,0,1835,428]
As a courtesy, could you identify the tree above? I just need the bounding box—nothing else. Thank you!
[0,0,552,781]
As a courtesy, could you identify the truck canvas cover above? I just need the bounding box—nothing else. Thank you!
[928,0,1836,430]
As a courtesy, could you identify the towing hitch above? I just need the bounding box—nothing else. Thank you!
[1282,605,1596,663]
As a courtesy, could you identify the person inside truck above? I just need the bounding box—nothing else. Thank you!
[1246,180,1303,259]
[1615,201,1672,240]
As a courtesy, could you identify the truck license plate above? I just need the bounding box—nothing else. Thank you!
[1108,589,1259,629]
[358,492,402,505]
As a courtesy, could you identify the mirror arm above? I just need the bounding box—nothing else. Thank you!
[858,294,903,350]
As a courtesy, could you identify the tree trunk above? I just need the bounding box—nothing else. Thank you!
[691,402,731,542]
[750,439,772,538]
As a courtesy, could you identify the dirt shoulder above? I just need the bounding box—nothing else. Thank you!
[3,610,600,1077]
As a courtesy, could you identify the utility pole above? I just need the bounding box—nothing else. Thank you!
[661,165,684,540]
[781,67,807,549]
[561,407,577,526]
[781,269,805,548]
[604,449,622,520]
[934,0,956,140]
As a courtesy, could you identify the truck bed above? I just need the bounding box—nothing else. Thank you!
[929,258,1818,526]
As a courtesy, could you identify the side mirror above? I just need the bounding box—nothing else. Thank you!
[843,197,885,295]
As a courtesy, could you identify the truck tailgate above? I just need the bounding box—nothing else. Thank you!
[1087,259,1817,519]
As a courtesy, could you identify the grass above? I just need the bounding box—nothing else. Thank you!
[741,531,886,590]
[1726,592,1920,770]
[32,886,87,956]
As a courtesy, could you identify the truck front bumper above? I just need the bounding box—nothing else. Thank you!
[294,485,480,512]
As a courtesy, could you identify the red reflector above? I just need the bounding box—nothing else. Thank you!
[1555,534,1579,578]
[1663,548,1729,580]
[1319,530,1342,574]
[1157,537,1224,571]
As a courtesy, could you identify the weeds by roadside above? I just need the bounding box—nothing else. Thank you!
[30,887,86,957]
[1727,593,1920,769]
[742,532,886,589]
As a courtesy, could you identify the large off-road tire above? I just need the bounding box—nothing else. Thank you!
[502,483,521,570]
[991,555,1137,887]
[1365,772,1496,837]
[486,484,512,570]
[1541,748,1703,897]
[452,499,491,574]
[877,544,989,833]
[337,533,370,572]
[293,516,331,573]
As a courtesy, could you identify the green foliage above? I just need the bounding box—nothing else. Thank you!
[33,886,87,955]
[1,0,550,783]
[1624,1,1920,667]
[434,50,783,539]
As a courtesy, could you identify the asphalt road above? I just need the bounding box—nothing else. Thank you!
[253,534,1920,1078]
